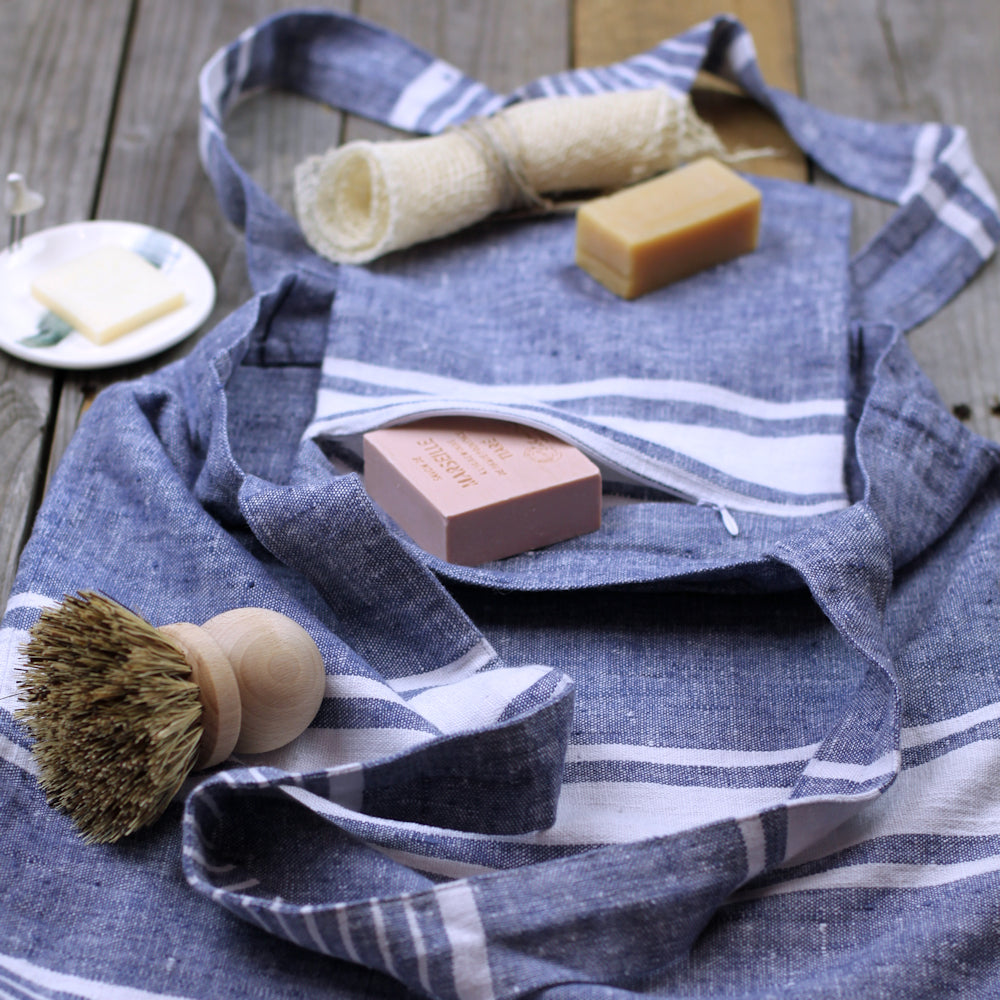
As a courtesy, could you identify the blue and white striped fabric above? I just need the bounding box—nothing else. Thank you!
[202,10,998,555]
[4,8,1000,1000]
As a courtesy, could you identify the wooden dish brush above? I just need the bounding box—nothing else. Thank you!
[16,591,326,844]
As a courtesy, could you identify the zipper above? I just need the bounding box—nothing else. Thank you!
[311,400,844,534]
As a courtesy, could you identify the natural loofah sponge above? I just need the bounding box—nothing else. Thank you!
[293,88,731,264]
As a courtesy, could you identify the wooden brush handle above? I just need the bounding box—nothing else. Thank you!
[159,609,325,767]
[158,621,242,769]
[201,608,326,755]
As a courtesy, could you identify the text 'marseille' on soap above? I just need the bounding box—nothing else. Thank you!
[363,417,602,566]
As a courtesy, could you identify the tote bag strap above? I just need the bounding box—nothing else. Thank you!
[693,18,1000,333]
[197,9,503,292]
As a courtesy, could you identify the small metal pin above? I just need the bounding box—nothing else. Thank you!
[5,172,44,251]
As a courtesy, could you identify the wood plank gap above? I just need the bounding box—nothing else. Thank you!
[87,0,142,220]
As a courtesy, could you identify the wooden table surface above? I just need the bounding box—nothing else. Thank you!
[1,0,998,608]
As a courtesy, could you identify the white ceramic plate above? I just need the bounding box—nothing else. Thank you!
[0,220,216,370]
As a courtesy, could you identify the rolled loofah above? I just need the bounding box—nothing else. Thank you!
[293,88,731,264]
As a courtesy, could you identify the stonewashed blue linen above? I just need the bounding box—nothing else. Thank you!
[3,8,1000,999]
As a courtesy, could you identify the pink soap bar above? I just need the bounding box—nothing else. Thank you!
[363,417,602,565]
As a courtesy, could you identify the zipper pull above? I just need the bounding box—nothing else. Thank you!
[699,501,740,537]
[718,505,740,536]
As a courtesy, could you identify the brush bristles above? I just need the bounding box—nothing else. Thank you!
[16,591,203,844]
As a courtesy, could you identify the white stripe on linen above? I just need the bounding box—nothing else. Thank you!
[533,76,558,98]
[405,665,555,735]
[317,359,848,420]
[198,27,254,122]
[401,893,435,996]
[0,731,35,775]
[941,129,999,211]
[236,726,436,772]
[0,952,198,1000]
[434,881,496,1000]
[311,393,850,471]
[898,123,943,204]
[617,64,684,99]
[627,54,693,85]
[4,591,58,613]
[772,704,1000,879]
[540,781,789,845]
[228,892,271,933]
[389,638,497,693]
[698,702,1000,803]
[566,67,600,95]
[389,58,467,130]
[234,25,254,101]
[565,740,821,770]
[270,904,304,950]
[301,905,335,956]
[476,94,506,119]
[657,37,709,59]
[610,62,677,94]
[197,49,229,121]
[182,844,235,875]
[218,878,260,893]
[722,29,758,77]
[379,846,494,880]
[939,195,996,260]
[786,735,1000,872]
[370,899,400,979]
[900,698,1000,748]
[326,672,412,707]
[426,81,495,134]
[596,416,846,496]
[1,593,57,705]
[734,853,1000,903]
[738,815,768,880]
[336,905,363,965]
[800,750,898,786]
[0,627,28,705]
[233,722,999,890]
[312,366,849,503]
[921,176,995,260]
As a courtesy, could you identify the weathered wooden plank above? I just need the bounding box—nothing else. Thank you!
[0,0,133,604]
[45,0,351,493]
[797,0,1000,441]
[361,0,570,92]
[98,0,352,329]
[574,0,806,181]
[345,0,571,145]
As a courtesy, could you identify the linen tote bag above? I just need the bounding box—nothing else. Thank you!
[3,10,1000,999]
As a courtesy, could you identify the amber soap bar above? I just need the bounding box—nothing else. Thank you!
[363,417,602,566]
[575,157,762,299]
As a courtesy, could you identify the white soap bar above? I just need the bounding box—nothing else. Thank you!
[30,245,185,345]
